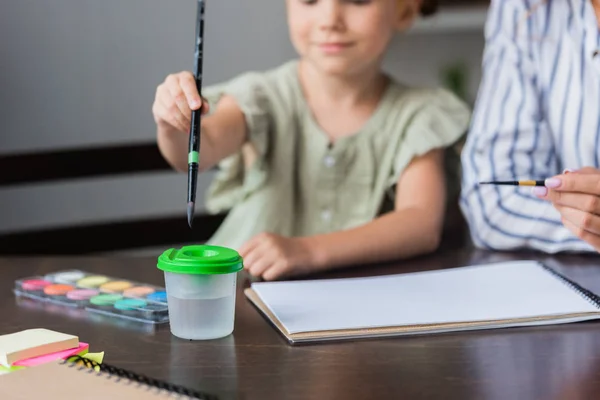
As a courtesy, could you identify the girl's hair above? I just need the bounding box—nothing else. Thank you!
[420,0,438,17]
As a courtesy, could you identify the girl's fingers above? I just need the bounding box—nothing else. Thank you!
[178,72,202,110]
[165,76,193,124]
[155,96,189,133]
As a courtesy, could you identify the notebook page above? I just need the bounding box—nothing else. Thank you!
[251,261,600,334]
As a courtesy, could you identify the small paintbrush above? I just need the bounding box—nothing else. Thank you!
[479,180,546,187]
[186,0,206,229]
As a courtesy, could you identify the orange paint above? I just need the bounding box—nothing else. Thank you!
[44,284,74,296]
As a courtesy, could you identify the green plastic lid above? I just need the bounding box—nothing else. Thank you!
[157,245,243,275]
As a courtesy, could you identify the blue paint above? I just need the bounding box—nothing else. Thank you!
[147,291,167,303]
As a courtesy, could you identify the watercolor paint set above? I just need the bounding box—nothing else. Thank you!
[13,270,169,324]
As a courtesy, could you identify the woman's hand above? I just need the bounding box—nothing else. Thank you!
[533,167,600,251]
[239,233,321,281]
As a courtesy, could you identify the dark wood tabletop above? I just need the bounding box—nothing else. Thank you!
[2,248,600,400]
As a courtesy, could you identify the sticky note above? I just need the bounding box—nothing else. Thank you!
[83,351,104,364]
[0,365,24,375]
[13,342,89,367]
[0,329,79,367]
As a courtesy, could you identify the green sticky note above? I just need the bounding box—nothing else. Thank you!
[0,365,24,375]
[84,352,104,364]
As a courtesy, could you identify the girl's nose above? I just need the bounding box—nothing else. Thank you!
[318,1,345,32]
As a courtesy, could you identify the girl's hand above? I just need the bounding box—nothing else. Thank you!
[152,71,209,134]
[239,233,320,281]
[533,167,600,251]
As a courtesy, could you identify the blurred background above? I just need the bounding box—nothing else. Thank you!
[0,0,489,256]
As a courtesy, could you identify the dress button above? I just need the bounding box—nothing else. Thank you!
[324,156,336,168]
[321,209,332,221]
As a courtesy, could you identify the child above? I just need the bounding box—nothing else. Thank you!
[153,0,471,281]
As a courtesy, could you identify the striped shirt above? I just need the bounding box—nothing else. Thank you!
[460,0,600,253]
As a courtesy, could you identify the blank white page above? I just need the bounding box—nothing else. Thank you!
[251,261,600,334]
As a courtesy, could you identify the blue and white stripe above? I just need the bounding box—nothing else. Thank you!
[460,0,600,253]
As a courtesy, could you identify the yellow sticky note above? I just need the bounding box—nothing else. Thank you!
[0,329,79,367]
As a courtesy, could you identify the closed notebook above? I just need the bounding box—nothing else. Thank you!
[0,357,219,400]
[0,329,79,367]
[245,260,600,344]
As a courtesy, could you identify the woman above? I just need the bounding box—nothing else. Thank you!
[461,0,600,253]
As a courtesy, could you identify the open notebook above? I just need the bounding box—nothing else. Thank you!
[245,260,600,344]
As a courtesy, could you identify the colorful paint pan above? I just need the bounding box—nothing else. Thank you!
[66,289,99,301]
[77,276,109,288]
[21,279,52,291]
[43,284,74,296]
[114,298,147,311]
[147,291,167,303]
[15,270,169,324]
[89,294,123,306]
[50,271,86,284]
[123,286,155,297]
[99,280,133,293]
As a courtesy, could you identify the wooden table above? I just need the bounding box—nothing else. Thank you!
[2,248,600,400]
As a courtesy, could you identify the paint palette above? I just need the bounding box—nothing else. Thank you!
[13,270,169,324]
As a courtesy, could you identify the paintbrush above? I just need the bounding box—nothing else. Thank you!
[187,0,206,229]
[479,180,546,187]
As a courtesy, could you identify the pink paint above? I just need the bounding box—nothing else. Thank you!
[21,279,52,291]
[66,289,99,301]
[13,342,89,367]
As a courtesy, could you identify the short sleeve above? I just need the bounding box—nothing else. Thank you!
[403,88,470,158]
[201,72,273,213]
[202,71,271,159]
[389,88,471,187]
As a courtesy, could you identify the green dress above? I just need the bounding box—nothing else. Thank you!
[201,60,471,250]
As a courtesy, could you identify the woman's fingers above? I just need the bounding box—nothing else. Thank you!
[561,215,600,252]
[556,205,600,236]
[545,171,600,195]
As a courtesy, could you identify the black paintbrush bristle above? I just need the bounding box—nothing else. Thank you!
[187,202,195,228]
[479,181,518,186]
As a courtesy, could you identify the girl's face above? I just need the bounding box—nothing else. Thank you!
[286,0,420,77]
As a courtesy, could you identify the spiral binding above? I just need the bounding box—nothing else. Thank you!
[60,356,219,400]
[540,263,600,308]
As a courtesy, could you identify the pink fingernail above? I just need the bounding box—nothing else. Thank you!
[545,178,562,188]
[532,186,548,197]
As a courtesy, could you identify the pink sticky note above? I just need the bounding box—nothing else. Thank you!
[13,342,89,367]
